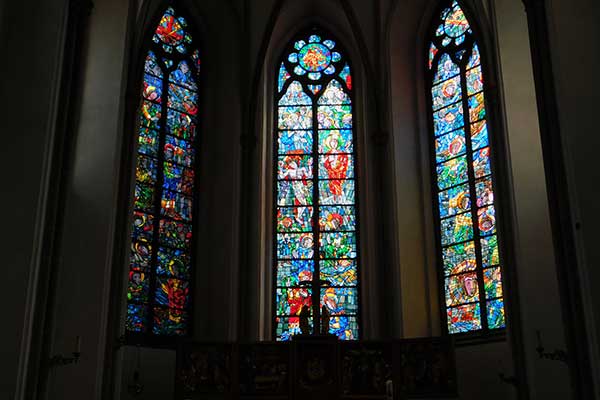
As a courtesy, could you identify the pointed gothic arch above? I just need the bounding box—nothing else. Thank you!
[426,1,507,336]
[125,4,201,341]
[273,28,361,341]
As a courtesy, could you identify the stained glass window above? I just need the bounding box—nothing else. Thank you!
[275,31,359,341]
[428,1,505,334]
[126,7,200,338]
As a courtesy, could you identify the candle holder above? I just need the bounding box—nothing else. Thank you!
[535,330,568,364]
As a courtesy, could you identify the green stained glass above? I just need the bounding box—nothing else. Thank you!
[126,6,199,337]
[275,31,359,340]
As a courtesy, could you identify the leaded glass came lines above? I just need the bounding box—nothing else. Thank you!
[126,7,199,338]
[275,31,359,341]
[428,1,506,334]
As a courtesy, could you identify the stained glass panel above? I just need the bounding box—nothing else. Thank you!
[277,207,313,232]
[277,233,315,259]
[320,232,357,259]
[126,6,198,338]
[470,120,489,150]
[276,260,314,287]
[320,260,358,286]
[430,1,505,334]
[435,129,466,162]
[433,102,464,136]
[447,303,481,334]
[319,180,355,205]
[436,155,468,190]
[329,316,358,340]
[438,183,471,218]
[275,31,359,340]
[483,267,503,299]
[278,106,312,129]
[319,206,356,231]
[442,241,476,276]
[440,213,473,246]
[318,154,354,179]
[432,75,462,111]
[277,155,313,180]
[278,130,313,154]
[319,130,353,153]
[320,287,359,315]
[157,247,190,279]
[481,235,500,267]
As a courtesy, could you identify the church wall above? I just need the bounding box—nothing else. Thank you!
[0,1,68,398]
[492,0,572,398]
[5,0,597,399]
[545,0,600,396]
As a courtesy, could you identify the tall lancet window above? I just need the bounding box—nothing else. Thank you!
[274,31,359,341]
[428,1,506,334]
[126,6,200,338]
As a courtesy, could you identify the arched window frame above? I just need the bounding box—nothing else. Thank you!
[124,3,203,345]
[272,27,362,341]
[425,0,507,339]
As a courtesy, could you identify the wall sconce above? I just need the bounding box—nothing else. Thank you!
[48,336,81,368]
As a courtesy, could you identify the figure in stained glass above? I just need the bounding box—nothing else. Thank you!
[428,1,505,335]
[126,6,199,339]
[274,31,359,340]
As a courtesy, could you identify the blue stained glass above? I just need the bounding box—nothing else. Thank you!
[161,190,193,221]
[276,32,358,341]
[163,162,194,194]
[320,260,358,286]
[168,83,198,115]
[329,316,358,340]
[166,109,196,141]
[319,129,353,154]
[432,2,506,334]
[318,80,351,105]
[432,75,462,110]
[321,287,358,315]
[318,105,353,129]
[126,304,148,332]
[278,63,291,92]
[320,232,357,259]
[435,129,466,162]
[440,213,473,246]
[279,81,312,106]
[127,6,198,337]
[434,53,460,83]
[473,147,492,178]
[276,260,314,287]
[278,130,313,154]
[144,51,162,77]
[470,120,489,150]
[277,180,313,206]
[277,233,314,259]
[278,106,312,129]
[157,247,190,279]
[487,299,506,329]
[433,103,464,136]
[164,135,194,167]
[143,74,163,103]
[138,127,159,157]
[170,61,197,91]
[132,211,154,242]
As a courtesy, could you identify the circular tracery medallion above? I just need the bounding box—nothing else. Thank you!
[298,43,332,72]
